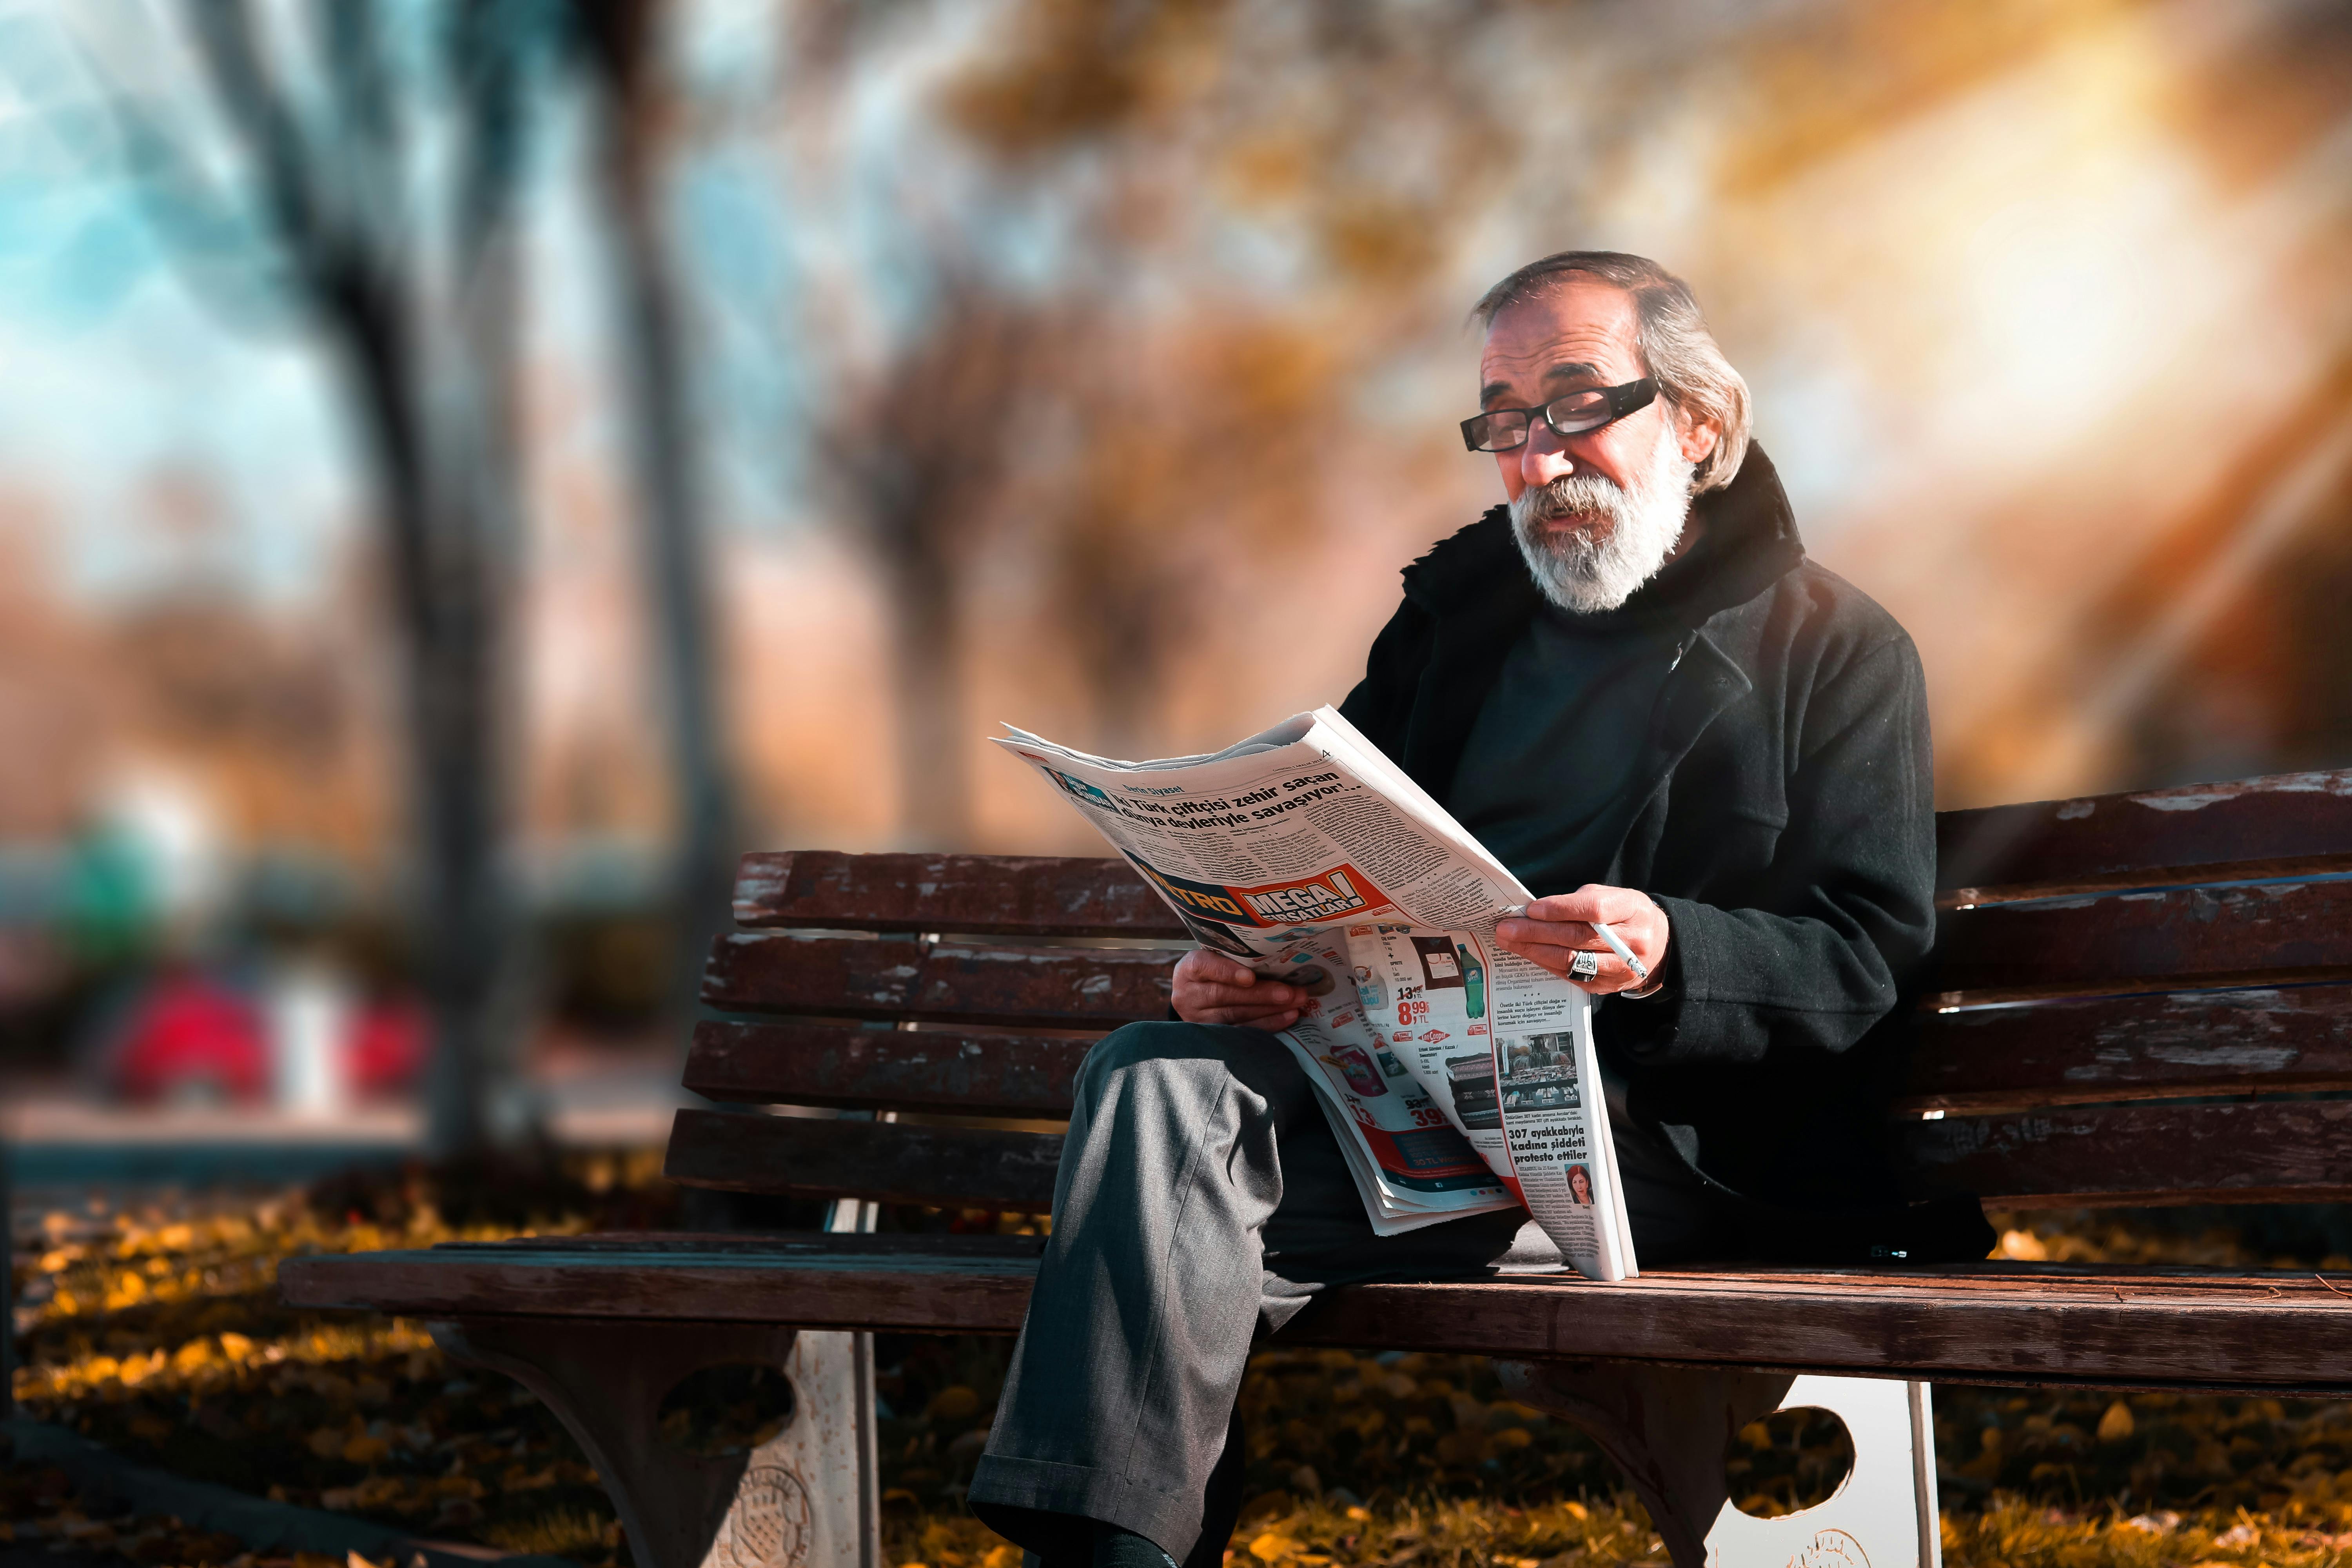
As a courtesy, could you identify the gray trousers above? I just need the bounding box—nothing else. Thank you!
[966,1020,1728,1564]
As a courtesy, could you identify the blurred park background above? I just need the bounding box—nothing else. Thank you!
[0,0,2349,1323]
[3,0,2349,1166]
[3,3,2352,1565]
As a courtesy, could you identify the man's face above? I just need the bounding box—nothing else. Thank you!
[1479,278,1720,613]
[1478,277,1710,505]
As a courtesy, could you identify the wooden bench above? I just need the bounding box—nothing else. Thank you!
[283,766,2352,1568]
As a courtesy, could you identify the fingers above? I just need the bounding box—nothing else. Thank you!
[1177,961,1302,1007]
[1523,884,1649,924]
[1489,927,1639,994]
[1519,891,1600,924]
[1178,952,1275,989]
[1190,1003,1304,1030]
[1174,982,1303,1028]
[1184,980,1303,1010]
[1496,886,1628,948]
[1495,933,1600,967]
[1172,949,1304,1027]
[1494,915,1594,949]
[1497,884,1667,995]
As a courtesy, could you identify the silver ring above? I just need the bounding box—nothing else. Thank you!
[1568,949,1601,982]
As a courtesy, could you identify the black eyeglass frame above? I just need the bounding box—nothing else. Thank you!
[1459,377,1659,453]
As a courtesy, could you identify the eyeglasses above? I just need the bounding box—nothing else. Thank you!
[1459,377,1657,452]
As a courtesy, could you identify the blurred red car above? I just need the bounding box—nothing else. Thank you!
[106,967,428,1104]
[109,969,268,1103]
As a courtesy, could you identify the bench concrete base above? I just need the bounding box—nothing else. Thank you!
[430,1318,880,1568]
[426,1304,1936,1568]
[1500,1361,1940,1568]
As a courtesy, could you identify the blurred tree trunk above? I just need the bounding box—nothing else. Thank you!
[565,0,741,1044]
[877,481,970,850]
[823,281,1041,849]
[180,0,538,1158]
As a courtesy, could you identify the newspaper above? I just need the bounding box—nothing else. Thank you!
[994,706,1637,1282]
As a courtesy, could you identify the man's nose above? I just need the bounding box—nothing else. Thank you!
[1518,424,1576,487]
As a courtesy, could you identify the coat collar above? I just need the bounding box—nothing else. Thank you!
[1399,443,1806,628]
[1387,443,1804,809]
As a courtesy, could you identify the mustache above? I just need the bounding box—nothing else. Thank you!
[1516,471,1629,526]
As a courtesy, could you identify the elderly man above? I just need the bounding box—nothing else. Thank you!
[968,251,1990,1568]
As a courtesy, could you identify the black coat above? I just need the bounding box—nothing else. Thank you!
[1339,445,1989,1261]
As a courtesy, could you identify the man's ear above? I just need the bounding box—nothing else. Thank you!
[1674,404,1720,467]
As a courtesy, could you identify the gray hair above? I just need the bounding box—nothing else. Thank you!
[1471,251,1751,494]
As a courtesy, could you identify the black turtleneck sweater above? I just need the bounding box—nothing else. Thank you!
[1446,541,1704,897]
[1445,528,1728,1255]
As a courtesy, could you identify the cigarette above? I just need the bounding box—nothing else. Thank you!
[1592,921,1649,983]
[1497,905,1649,984]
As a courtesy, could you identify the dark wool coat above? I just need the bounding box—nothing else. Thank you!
[1339,445,1990,1262]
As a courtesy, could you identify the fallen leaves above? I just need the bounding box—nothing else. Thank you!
[22,1181,2352,1568]
[1940,1497,2352,1565]
[9,1167,666,1568]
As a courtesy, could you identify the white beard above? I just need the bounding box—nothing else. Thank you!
[1508,419,1695,614]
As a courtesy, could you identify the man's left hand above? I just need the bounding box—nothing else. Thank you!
[1493,884,1670,995]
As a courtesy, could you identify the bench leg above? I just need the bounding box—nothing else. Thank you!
[1497,1361,1940,1568]
[431,1318,880,1568]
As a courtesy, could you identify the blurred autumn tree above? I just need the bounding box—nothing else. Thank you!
[777,0,1530,832]
[948,0,1525,762]
[818,274,1052,848]
[563,0,744,1042]
[134,0,548,1156]
[111,0,750,1145]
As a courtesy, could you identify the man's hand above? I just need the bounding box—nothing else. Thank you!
[1494,884,1670,995]
[1171,949,1304,1030]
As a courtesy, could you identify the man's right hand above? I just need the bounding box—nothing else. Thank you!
[1170,949,1303,1030]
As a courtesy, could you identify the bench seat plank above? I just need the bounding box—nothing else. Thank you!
[278,1243,2352,1394]
[684,1021,1094,1116]
[662,1109,1063,1211]
[1936,768,2352,905]
[1901,985,2352,1112]
[702,934,1183,1028]
[1933,878,2352,1003]
[1898,1097,2352,1208]
[733,851,1186,938]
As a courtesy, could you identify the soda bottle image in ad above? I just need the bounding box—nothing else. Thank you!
[1456,942,1485,1019]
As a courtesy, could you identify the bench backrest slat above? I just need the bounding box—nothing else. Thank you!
[697,891,2352,1025]
[1895,1098,2352,1209]
[662,1108,1060,1213]
[733,851,1185,937]
[1932,879,2352,1004]
[702,933,1183,1029]
[1935,768,2352,905]
[664,1094,2352,1215]
[684,1021,1094,1117]
[1901,984,2352,1114]
[684,984,2352,1122]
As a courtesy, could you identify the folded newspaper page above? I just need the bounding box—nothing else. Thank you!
[994,707,1637,1282]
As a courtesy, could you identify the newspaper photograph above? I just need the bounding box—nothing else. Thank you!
[994,706,1637,1282]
